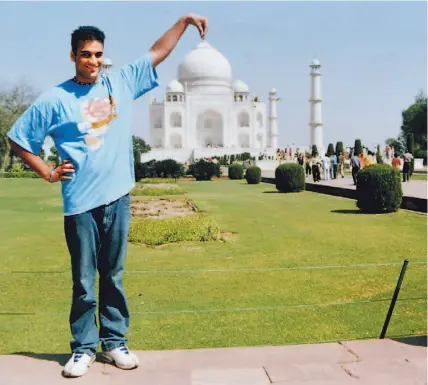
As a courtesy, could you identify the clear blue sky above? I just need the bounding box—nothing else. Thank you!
[0,1,426,150]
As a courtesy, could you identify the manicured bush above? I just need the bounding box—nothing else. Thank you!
[228,163,244,180]
[335,141,344,157]
[311,145,318,157]
[275,163,305,193]
[356,164,402,213]
[245,166,261,184]
[327,143,335,156]
[155,159,185,179]
[0,171,40,178]
[354,139,363,156]
[135,159,184,181]
[188,159,221,181]
[128,215,219,246]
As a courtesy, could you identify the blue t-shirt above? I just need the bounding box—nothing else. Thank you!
[7,53,158,215]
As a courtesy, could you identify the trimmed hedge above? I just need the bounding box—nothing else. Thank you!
[128,215,219,246]
[0,171,40,178]
[228,163,244,180]
[245,166,261,184]
[275,163,305,193]
[356,164,402,213]
[188,159,221,181]
[135,159,184,181]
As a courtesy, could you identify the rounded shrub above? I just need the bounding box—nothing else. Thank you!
[245,166,262,184]
[275,163,305,193]
[228,163,244,180]
[356,164,402,213]
[188,159,221,181]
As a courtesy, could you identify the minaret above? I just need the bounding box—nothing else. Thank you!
[269,88,278,149]
[102,58,113,74]
[309,58,323,154]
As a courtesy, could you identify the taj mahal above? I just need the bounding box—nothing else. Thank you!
[103,40,325,163]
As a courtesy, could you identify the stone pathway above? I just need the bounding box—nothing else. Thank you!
[0,338,426,384]
[261,172,427,200]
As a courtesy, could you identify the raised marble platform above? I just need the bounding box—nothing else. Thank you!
[261,173,427,213]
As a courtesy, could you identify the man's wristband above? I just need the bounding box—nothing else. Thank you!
[49,168,54,183]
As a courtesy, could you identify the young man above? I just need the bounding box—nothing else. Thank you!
[7,13,208,378]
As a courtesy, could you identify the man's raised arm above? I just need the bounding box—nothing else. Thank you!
[149,13,208,68]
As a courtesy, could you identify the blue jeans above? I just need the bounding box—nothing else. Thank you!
[64,193,131,355]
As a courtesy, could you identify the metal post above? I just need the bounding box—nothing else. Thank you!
[380,259,409,339]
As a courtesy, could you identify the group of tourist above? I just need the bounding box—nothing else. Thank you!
[295,153,345,183]
[271,148,414,185]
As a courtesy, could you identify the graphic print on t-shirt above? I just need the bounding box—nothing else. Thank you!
[77,96,118,150]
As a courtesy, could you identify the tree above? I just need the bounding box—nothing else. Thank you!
[132,135,151,154]
[327,143,335,156]
[406,133,415,154]
[354,139,363,156]
[47,146,60,167]
[406,133,415,177]
[335,141,344,157]
[385,137,404,157]
[311,144,318,157]
[0,81,38,171]
[400,90,427,153]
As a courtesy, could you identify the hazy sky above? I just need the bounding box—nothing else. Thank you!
[0,1,426,150]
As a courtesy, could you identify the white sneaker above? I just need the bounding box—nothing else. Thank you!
[101,344,139,370]
[62,352,96,377]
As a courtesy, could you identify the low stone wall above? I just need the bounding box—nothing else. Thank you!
[261,177,427,213]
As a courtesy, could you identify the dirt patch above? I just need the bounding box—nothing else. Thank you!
[131,198,197,219]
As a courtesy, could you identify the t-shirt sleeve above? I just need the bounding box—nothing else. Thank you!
[119,53,159,100]
[6,100,53,156]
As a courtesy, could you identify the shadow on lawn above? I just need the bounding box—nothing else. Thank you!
[330,209,362,215]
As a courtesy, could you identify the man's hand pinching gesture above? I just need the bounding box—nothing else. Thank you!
[186,13,208,39]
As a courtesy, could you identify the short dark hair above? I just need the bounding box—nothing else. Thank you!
[71,26,105,54]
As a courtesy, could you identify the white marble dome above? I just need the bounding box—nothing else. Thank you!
[232,80,249,93]
[166,79,184,93]
[178,40,232,85]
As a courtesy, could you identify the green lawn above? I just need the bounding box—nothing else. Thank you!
[0,179,426,354]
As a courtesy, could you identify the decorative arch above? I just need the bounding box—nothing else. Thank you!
[238,110,250,127]
[172,95,178,102]
[170,112,182,128]
[153,116,162,128]
[238,132,250,148]
[196,109,223,148]
[256,133,264,149]
[257,112,263,128]
[169,133,182,148]
[153,135,164,148]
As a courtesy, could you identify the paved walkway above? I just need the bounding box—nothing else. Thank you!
[262,173,427,200]
[0,338,426,384]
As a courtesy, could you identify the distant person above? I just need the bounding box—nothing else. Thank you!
[305,156,312,176]
[322,154,331,180]
[392,153,401,169]
[338,152,345,178]
[7,14,208,378]
[402,152,413,182]
[311,156,321,182]
[350,154,361,185]
[330,153,337,179]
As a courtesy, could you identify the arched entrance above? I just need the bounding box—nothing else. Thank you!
[196,110,223,148]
